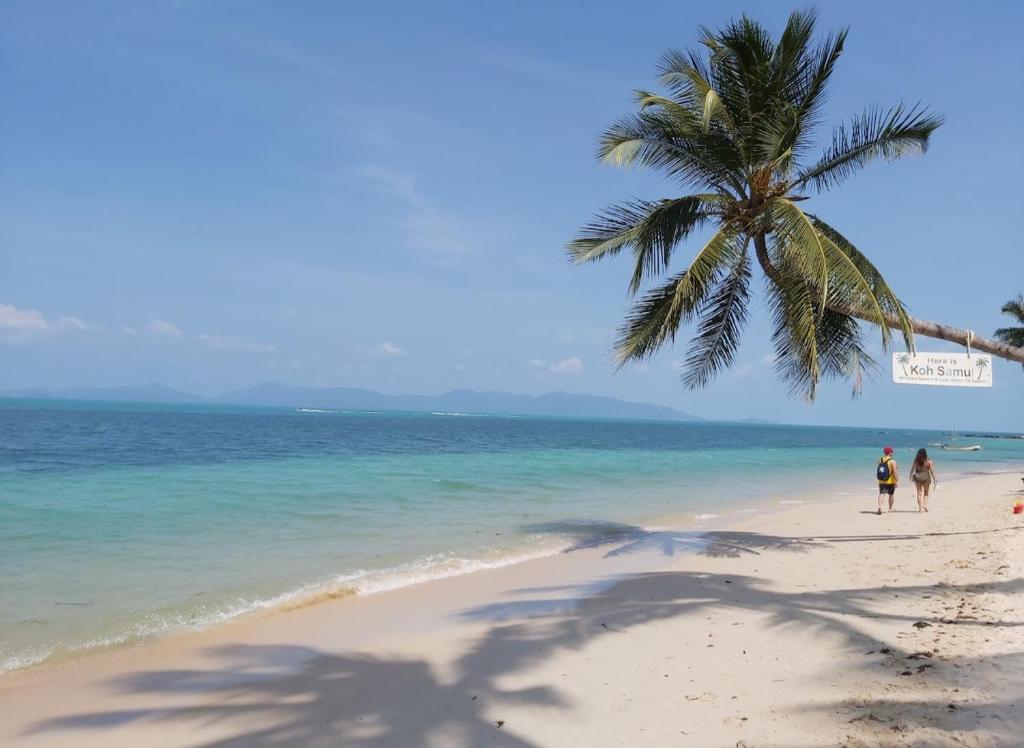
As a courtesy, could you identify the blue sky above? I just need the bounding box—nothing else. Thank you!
[1,0,1022,430]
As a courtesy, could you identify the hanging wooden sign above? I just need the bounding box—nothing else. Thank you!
[892,352,992,387]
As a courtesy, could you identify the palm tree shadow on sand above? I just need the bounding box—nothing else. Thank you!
[519,520,820,559]
[25,525,1024,747]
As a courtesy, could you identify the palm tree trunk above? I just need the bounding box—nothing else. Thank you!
[885,317,1024,362]
[752,234,1024,364]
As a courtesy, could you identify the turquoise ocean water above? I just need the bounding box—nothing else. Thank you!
[2,399,1021,673]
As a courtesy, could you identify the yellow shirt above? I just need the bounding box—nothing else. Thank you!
[878,456,896,485]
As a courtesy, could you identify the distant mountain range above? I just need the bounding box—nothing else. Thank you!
[1,382,702,421]
[1,383,206,403]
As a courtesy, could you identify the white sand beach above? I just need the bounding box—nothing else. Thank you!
[2,470,1022,747]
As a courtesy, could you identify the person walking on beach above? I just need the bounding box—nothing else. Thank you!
[909,448,937,512]
[876,446,898,514]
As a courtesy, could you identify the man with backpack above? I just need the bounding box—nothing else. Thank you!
[876,446,898,515]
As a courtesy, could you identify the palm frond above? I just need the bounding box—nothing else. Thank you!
[634,90,690,117]
[773,203,897,351]
[680,240,751,388]
[814,308,880,397]
[792,104,944,191]
[615,224,740,363]
[701,88,733,133]
[654,55,738,140]
[808,215,915,350]
[755,23,847,168]
[999,295,1024,323]
[766,271,880,400]
[766,268,820,401]
[714,14,775,84]
[771,8,818,82]
[994,326,1024,348]
[769,200,830,313]
[657,49,714,110]
[787,25,847,131]
[567,195,723,293]
[598,110,746,194]
[751,110,801,176]
[845,346,876,398]
[995,294,1024,349]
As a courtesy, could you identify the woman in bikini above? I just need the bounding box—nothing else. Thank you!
[909,448,937,512]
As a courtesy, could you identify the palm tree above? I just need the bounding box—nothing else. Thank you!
[568,10,1024,400]
[896,353,911,377]
[974,357,989,381]
[995,295,1024,348]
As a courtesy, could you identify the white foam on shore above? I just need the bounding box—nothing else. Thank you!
[0,651,49,674]
[1,543,571,675]
[345,548,562,595]
[779,499,805,505]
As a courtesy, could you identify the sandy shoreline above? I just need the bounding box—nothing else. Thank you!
[2,470,1023,746]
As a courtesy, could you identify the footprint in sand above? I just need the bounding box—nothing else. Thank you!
[684,691,717,703]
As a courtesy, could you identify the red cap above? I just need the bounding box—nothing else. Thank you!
[883,446,894,455]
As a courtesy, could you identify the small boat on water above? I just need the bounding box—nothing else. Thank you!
[936,429,982,452]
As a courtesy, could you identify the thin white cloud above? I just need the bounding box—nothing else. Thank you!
[358,340,407,357]
[239,38,348,85]
[549,356,584,374]
[374,341,406,357]
[461,42,618,94]
[1,307,272,358]
[0,302,50,333]
[529,358,546,368]
[195,333,275,353]
[731,353,778,380]
[57,316,91,331]
[355,165,418,202]
[353,165,477,256]
[148,320,184,338]
[0,302,92,342]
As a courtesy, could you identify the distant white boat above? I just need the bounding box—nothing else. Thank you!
[936,428,982,451]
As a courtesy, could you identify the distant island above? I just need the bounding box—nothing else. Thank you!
[0,382,702,422]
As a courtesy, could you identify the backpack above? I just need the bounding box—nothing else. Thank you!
[876,457,891,482]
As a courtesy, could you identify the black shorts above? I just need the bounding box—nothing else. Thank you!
[878,484,896,495]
